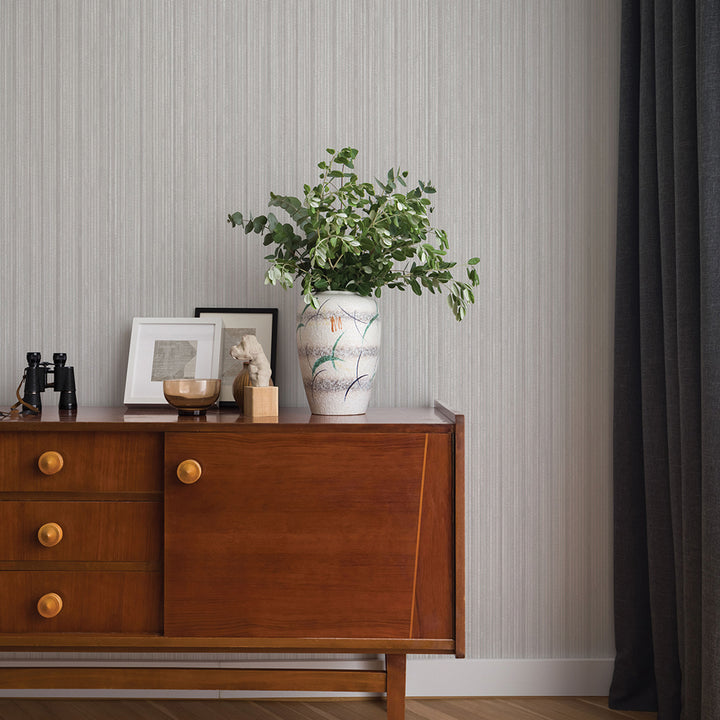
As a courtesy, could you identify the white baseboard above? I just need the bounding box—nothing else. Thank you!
[0,657,615,699]
[406,658,614,697]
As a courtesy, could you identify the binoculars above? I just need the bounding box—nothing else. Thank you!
[22,352,77,415]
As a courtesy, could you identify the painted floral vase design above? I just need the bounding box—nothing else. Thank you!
[296,291,381,415]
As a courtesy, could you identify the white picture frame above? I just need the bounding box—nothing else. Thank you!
[123,317,223,405]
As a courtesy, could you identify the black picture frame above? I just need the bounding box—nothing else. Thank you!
[194,307,278,407]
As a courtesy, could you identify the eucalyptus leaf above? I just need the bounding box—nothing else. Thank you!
[228,147,480,320]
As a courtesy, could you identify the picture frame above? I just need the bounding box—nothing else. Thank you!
[123,317,223,405]
[194,307,278,406]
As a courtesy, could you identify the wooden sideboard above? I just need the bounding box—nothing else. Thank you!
[0,404,464,718]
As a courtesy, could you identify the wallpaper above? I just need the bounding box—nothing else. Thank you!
[0,0,621,661]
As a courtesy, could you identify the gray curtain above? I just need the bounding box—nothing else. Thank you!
[610,1,720,718]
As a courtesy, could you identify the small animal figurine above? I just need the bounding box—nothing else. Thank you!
[230,335,272,387]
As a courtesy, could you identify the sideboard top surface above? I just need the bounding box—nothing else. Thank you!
[0,405,460,433]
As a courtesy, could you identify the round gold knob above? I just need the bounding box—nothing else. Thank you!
[38,451,64,475]
[38,522,64,547]
[37,592,63,618]
[177,459,202,484]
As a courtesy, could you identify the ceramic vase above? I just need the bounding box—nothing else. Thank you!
[296,291,381,415]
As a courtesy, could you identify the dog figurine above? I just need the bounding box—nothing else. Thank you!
[230,334,272,387]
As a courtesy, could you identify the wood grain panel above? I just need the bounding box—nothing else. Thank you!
[411,432,454,641]
[386,654,407,720]
[0,432,163,493]
[0,571,161,633]
[164,432,428,638]
[453,413,466,658]
[0,406,456,430]
[0,698,655,719]
[0,667,387,692]
[0,635,454,653]
[0,500,161,561]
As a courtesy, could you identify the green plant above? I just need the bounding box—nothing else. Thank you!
[228,147,480,320]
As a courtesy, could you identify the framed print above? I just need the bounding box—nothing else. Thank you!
[123,317,223,405]
[194,307,278,406]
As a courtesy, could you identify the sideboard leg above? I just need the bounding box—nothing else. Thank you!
[385,653,407,720]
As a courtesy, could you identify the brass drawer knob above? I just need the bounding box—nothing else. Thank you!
[177,459,202,484]
[38,451,64,475]
[37,592,63,618]
[38,522,64,547]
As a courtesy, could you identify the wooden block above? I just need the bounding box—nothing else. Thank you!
[243,386,279,417]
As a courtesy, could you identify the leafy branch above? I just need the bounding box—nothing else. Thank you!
[228,147,480,321]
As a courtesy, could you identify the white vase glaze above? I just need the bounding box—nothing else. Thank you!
[296,291,381,415]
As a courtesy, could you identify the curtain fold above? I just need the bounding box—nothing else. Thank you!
[610,1,720,718]
[697,2,720,714]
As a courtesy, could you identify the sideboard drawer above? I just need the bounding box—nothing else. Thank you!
[0,571,162,633]
[0,432,163,493]
[0,501,161,562]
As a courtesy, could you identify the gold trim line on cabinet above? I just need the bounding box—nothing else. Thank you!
[409,434,428,638]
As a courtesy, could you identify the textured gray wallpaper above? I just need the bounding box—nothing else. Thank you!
[0,0,621,660]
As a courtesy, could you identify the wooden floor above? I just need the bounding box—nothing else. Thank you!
[0,697,658,720]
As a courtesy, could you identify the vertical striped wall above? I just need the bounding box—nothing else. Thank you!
[0,0,621,661]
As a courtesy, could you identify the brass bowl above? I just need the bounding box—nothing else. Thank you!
[163,379,221,415]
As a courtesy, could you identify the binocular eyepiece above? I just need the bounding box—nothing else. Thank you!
[22,352,77,415]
